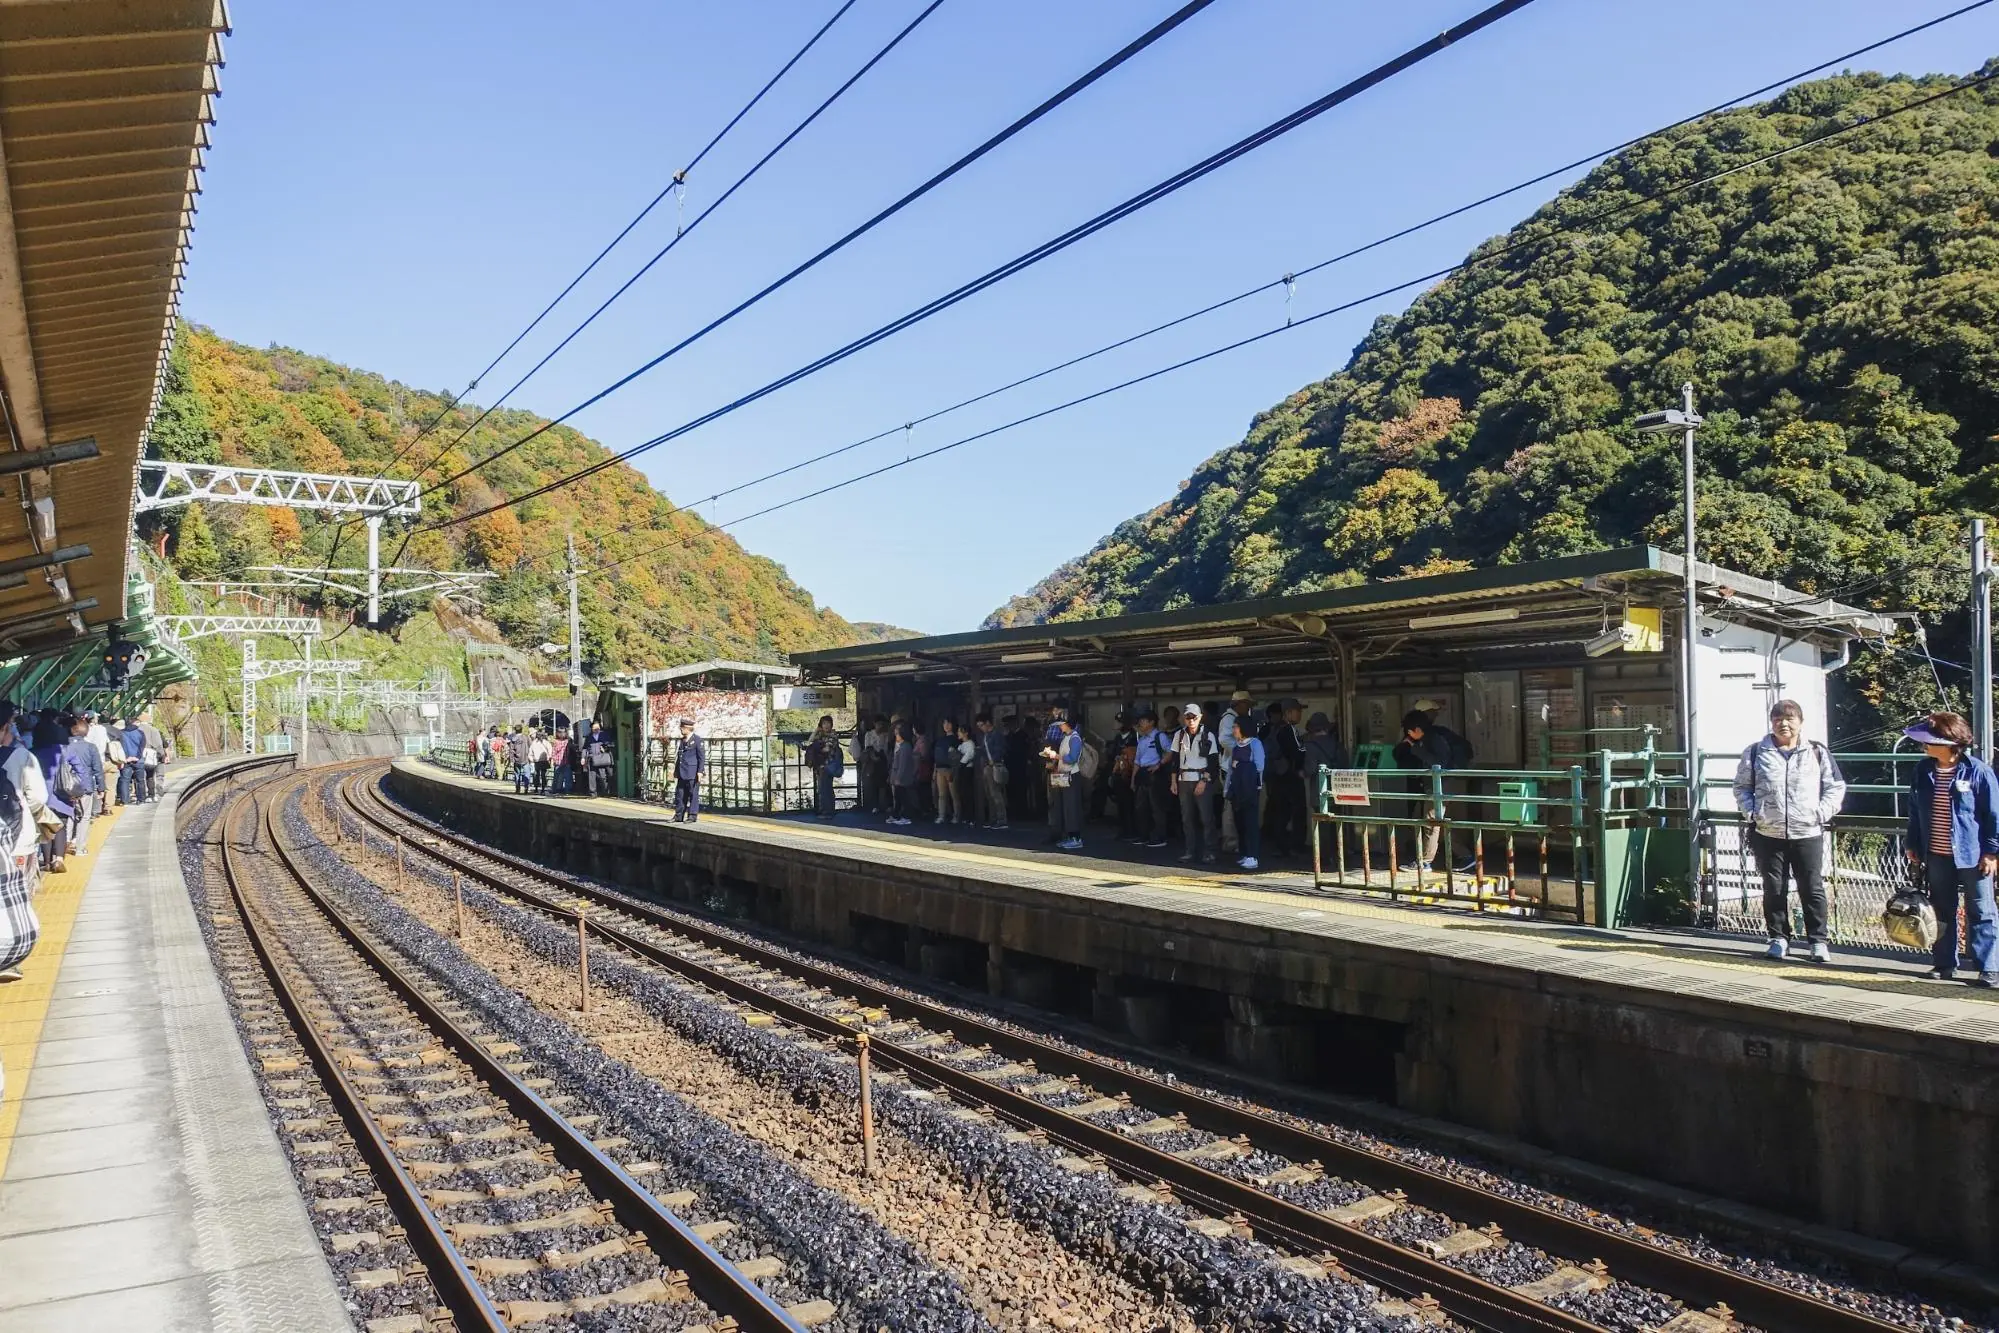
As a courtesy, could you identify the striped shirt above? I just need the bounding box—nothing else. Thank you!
[1931,764,1957,857]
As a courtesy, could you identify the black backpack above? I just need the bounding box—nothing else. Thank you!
[0,768,22,848]
[1442,726,1474,770]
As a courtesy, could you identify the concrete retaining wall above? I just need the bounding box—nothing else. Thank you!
[390,760,1999,1272]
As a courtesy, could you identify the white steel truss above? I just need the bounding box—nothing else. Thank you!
[157,614,322,641]
[135,462,422,516]
[241,637,362,757]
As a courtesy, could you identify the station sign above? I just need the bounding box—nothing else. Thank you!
[772,685,848,711]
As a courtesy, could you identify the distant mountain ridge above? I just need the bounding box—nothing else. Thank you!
[986,64,1999,729]
[150,324,907,673]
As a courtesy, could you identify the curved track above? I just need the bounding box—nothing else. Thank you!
[346,765,1927,1333]
[203,763,820,1332]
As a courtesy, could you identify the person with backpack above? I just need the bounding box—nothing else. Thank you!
[1901,712,1999,986]
[1733,699,1847,963]
[1395,708,1476,874]
[1132,710,1170,848]
[64,712,104,857]
[804,714,843,821]
[138,710,166,801]
[1226,714,1267,870]
[1042,714,1085,851]
[1170,704,1220,864]
[31,717,78,874]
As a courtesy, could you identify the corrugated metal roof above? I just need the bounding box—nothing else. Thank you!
[0,0,225,654]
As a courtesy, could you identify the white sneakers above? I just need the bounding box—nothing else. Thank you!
[1809,940,1831,964]
[1238,856,1259,870]
[1766,938,1788,960]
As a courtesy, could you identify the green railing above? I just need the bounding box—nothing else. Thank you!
[1312,743,1942,946]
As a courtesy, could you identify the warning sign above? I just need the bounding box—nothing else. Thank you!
[1328,769,1373,807]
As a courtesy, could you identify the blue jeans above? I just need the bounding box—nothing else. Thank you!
[1924,853,1998,975]
[117,763,143,805]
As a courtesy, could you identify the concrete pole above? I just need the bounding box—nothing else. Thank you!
[567,530,581,706]
[299,632,312,766]
[1679,381,1702,902]
[242,639,257,754]
[1975,518,1994,762]
[366,514,383,626]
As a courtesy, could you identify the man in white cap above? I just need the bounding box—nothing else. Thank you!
[1170,703,1219,864]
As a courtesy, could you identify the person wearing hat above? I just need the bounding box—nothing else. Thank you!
[1732,699,1845,962]
[1902,712,1999,986]
[1170,703,1220,863]
[1394,708,1476,874]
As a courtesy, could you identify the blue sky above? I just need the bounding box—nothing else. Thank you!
[184,0,1997,635]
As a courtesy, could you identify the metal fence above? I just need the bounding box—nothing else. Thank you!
[1309,744,1944,950]
[641,734,860,813]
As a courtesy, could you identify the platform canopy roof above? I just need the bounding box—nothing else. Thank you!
[792,547,1899,691]
[0,0,225,659]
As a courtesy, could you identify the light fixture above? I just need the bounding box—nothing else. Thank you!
[1166,634,1243,652]
[1000,650,1055,663]
[1407,607,1520,631]
[876,662,920,674]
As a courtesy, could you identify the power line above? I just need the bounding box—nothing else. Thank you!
[389,0,863,477]
[402,0,935,484]
[563,67,1999,583]
[406,0,1234,517]
[309,0,863,629]
[504,1,1999,570]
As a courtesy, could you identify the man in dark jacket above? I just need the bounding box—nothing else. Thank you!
[1262,698,1309,858]
[673,718,707,822]
[583,721,616,797]
[1394,708,1474,873]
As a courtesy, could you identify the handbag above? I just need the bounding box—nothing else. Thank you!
[990,763,1009,786]
[1049,772,1072,789]
[1881,889,1938,951]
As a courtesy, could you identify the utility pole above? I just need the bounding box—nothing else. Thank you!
[1974,519,1994,761]
[366,513,383,625]
[567,530,582,708]
[1636,383,1705,898]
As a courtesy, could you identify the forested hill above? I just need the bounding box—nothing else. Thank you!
[988,64,1999,724]
[148,325,900,674]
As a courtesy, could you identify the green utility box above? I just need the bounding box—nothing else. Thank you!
[1498,779,1539,824]
[1353,743,1397,770]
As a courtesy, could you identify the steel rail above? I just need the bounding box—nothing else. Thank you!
[347,775,1599,1333]
[250,772,810,1333]
[354,769,1916,1333]
[216,783,512,1333]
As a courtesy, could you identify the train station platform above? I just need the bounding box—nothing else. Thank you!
[0,765,348,1333]
[393,756,1999,1274]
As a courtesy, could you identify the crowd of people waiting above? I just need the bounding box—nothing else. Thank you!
[800,692,1404,871]
[466,719,619,798]
[0,702,173,1093]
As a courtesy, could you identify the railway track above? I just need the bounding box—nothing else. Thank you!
[342,766,1926,1333]
[204,765,827,1333]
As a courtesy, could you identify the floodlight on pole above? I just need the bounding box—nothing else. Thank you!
[1636,382,1705,913]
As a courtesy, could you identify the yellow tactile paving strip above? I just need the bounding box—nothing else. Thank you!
[0,805,118,1175]
[430,769,1999,1019]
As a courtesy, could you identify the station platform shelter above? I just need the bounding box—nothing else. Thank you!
[788,546,1902,933]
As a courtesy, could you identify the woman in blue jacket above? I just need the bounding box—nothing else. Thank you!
[1903,712,1999,986]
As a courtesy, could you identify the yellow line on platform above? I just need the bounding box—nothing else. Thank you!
[0,804,118,1175]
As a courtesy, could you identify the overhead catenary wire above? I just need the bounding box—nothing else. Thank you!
[415,0,1536,532]
[509,0,1999,569]
[401,0,946,484]
[564,66,1999,584]
[309,0,863,633]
